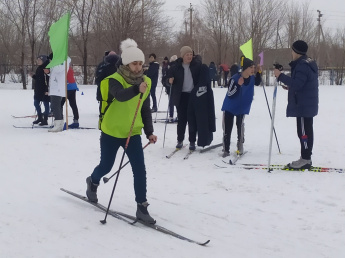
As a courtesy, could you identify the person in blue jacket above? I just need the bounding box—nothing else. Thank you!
[274,40,319,169]
[221,57,261,157]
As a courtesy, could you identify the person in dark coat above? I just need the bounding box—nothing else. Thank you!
[189,64,216,147]
[221,57,262,157]
[209,62,218,88]
[274,40,319,169]
[95,51,120,101]
[168,46,203,150]
[30,55,50,125]
[230,63,239,77]
[145,53,160,112]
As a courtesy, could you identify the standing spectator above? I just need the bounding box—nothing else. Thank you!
[168,46,202,150]
[189,64,216,147]
[30,55,50,126]
[145,53,159,112]
[95,51,120,102]
[209,61,218,88]
[221,57,262,157]
[274,40,318,169]
[219,63,230,86]
[164,55,178,122]
[44,53,70,132]
[86,38,157,224]
[230,63,239,77]
[61,64,80,128]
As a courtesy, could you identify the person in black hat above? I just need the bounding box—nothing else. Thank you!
[221,56,262,157]
[274,40,319,170]
[29,55,50,126]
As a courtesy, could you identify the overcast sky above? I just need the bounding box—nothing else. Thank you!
[162,0,345,33]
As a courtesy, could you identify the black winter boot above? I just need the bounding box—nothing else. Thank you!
[39,114,48,126]
[136,202,156,224]
[33,114,43,124]
[86,176,99,203]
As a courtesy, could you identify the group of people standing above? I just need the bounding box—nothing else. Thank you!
[30,37,318,224]
[30,54,80,132]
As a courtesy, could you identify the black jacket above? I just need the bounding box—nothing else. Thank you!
[32,60,50,101]
[145,61,159,89]
[95,54,120,101]
[189,64,216,147]
[169,56,202,107]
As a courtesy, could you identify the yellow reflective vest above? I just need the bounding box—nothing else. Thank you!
[99,72,151,138]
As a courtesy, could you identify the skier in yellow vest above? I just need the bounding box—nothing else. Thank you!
[86,38,157,224]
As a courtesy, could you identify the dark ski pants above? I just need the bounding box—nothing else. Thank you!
[50,95,63,120]
[222,111,245,152]
[176,92,196,143]
[224,71,229,86]
[167,91,174,118]
[61,90,79,121]
[91,133,147,203]
[150,85,157,109]
[296,117,314,160]
[34,98,49,116]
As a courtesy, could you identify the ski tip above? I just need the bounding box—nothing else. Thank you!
[199,240,210,246]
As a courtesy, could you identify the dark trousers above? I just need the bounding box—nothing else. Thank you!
[91,133,147,203]
[224,71,229,86]
[50,95,63,120]
[34,98,49,116]
[61,90,79,120]
[296,117,314,160]
[176,92,196,143]
[222,111,245,152]
[150,85,157,109]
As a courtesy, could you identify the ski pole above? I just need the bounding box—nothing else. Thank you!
[262,84,281,153]
[267,78,278,172]
[102,142,150,183]
[153,84,164,123]
[163,83,173,148]
[100,93,144,224]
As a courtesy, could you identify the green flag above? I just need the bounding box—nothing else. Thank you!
[46,13,70,68]
[240,38,253,60]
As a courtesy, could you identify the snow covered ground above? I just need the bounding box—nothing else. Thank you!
[1,82,345,258]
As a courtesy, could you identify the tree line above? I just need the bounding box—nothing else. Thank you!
[1,0,344,88]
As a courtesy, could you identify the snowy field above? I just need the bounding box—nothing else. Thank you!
[1,82,345,258]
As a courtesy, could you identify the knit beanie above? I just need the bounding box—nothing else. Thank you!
[242,57,255,71]
[120,38,145,65]
[180,46,193,58]
[170,55,178,62]
[292,40,308,55]
[37,55,47,63]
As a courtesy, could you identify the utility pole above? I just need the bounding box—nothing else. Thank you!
[188,3,193,48]
[316,10,322,64]
[184,19,188,35]
[141,0,144,51]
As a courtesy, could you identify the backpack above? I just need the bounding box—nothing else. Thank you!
[98,77,114,130]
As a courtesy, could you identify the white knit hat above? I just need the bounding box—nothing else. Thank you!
[120,38,145,65]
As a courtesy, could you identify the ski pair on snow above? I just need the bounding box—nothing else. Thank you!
[60,188,210,246]
[166,142,223,159]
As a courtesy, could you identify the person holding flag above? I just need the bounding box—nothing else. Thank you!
[221,56,262,157]
[44,13,70,132]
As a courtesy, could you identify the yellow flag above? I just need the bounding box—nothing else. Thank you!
[240,38,253,60]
